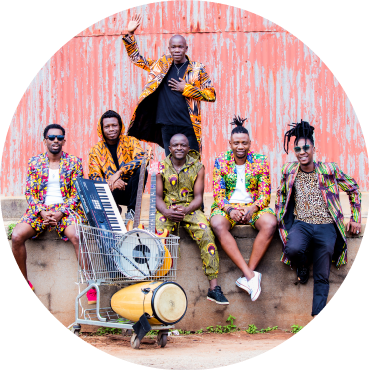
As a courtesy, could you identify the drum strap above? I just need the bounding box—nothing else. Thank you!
[133,314,152,340]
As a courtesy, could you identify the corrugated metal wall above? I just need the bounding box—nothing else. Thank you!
[1,1,367,196]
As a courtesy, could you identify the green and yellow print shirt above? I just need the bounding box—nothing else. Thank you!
[159,150,203,207]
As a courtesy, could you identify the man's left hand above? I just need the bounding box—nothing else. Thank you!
[239,205,259,224]
[168,78,186,92]
[346,221,361,235]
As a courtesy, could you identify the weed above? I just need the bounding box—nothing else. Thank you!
[246,324,258,334]
[96,327,122,335]
[178,329,192,335]
[291,325,303,334]
[246,325,279,334]
[195,329,204,334]
[7,223,16,240]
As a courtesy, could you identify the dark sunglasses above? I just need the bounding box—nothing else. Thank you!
[294,144,311,153]
[46,135,65,141]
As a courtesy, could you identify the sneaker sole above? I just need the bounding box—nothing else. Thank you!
[251,273,262,302]
[235,281,251,294]
[206,297,229,305]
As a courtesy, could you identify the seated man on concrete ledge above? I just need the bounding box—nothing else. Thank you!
[276,120,361,317]
[10,124,93,300]
[88,110,146,215]
[156,134,229,305]
[210,116,277,302]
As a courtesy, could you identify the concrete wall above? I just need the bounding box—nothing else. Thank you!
[5,222,364,331]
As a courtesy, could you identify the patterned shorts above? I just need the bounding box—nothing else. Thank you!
[210,202,276,229]
[19,204,80,241]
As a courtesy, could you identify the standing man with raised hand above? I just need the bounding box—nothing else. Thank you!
[122,14,216,155]
[276,120,361,317]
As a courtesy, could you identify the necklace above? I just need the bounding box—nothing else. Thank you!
[174,62,186,76]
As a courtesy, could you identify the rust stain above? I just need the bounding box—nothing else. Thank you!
[1,1,367,197]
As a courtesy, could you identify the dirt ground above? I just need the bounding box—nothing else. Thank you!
[80,331,294,369]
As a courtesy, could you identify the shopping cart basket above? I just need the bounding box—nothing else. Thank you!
[71,221,181,349]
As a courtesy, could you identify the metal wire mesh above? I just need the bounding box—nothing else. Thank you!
[76,223,179,285]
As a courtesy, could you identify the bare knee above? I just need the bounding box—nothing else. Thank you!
[259,215,277,236]
[11,228,28,249]
[210,217,227,236]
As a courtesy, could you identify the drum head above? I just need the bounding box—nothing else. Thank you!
[114,229,164,279]
[152,282,187,324]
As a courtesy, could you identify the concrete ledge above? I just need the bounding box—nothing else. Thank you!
[6,224,365,330]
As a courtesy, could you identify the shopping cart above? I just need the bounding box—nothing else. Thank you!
[71,219,181,349]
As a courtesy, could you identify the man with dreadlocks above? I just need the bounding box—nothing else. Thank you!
[210,117,277,302]
[122,14,216,155]
[276,120,361,316]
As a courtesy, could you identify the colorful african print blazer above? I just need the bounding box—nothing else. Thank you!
[275,161,361,268]
[122,34,216,151]
[159,150,203,207]
[88,115,145,182]
[211,150,271,212]
[24,152,84,217]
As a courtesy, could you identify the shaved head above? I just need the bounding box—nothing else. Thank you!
[170,133,189,146]
[169,34,187,46]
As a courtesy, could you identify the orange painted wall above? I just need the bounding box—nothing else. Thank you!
[1,1,367,196]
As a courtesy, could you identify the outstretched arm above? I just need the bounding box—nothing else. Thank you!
[122,14,156,72]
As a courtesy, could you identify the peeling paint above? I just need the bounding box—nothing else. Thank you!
[1,1,367,197]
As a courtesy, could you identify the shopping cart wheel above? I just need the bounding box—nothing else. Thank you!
[72,324,81,336]
[130,333,141,349]
[157,332,168,348]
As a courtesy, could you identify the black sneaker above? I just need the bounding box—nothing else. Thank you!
[207,286,229,305]
[297,265,309,284]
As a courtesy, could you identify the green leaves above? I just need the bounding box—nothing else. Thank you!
[246,324,279,334]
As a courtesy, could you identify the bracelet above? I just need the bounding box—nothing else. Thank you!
[226,207,235,216]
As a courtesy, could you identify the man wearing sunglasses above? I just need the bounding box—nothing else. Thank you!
[11,124,91,298]
[276,120,361,317]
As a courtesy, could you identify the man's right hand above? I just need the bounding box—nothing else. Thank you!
[164,206,185,222]
[40,210,56,226]
[127,14,142,35]
[107,171,123,191]
[229,209,244,223]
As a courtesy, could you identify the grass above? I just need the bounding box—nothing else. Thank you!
[7,223,16,240]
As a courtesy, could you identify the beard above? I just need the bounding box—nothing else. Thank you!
[49,145,62,154]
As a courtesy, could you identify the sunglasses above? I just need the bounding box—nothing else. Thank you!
[294,144,311,153]
[46,135,65,141]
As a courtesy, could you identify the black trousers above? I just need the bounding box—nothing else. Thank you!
[161,124,199,156]
[112,167,148,213]
[285,220,337,316]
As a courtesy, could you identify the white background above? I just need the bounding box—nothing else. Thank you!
[0,1,369,369]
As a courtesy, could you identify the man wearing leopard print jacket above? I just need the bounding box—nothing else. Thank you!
[275,121,361,317]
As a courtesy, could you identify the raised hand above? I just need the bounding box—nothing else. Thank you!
[127,14,143,35]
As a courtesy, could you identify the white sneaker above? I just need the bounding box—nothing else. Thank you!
[248,271,262,301]
[235,276,251,294]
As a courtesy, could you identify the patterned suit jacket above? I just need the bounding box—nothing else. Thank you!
[25,151,84,218]
[88,116,145,182]
[211,150,271,212]
[122,34,216,151]
[275,161,361,268]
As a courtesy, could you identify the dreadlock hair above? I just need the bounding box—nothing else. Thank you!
[43,123,65,138]
[230,115,249,136]
[284,120,315,154]
[100,110,123,132]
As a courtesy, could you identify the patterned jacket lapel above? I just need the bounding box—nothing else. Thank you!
[40,152,49,202]
[59,152,67,198]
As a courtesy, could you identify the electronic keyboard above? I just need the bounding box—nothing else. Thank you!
[75,178,127,233]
